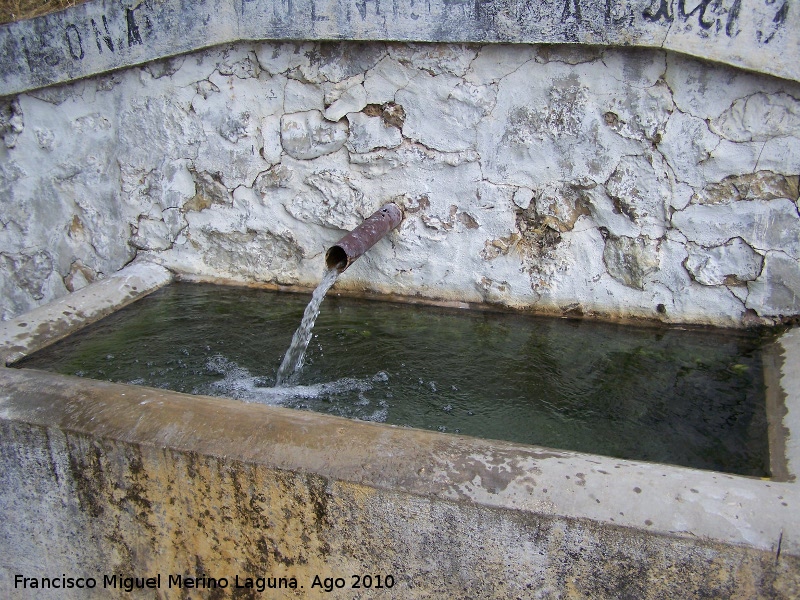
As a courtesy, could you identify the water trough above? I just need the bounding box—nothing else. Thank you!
[1,262,799,597]
[2,0,800,596]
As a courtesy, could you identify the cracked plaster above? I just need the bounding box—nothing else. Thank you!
[2,42,800,326]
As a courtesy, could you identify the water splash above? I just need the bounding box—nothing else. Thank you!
[275,266,340,386]
[200,355,388,421]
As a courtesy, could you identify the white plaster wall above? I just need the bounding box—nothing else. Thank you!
[2,41,800,326]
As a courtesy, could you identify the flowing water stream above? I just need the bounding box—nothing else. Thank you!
[275,267,340,386]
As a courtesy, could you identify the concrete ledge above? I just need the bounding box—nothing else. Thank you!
[0,261,173,365]
[1,375,799,597]
[777,327,800,479]
[1,270,799,596]
[1,365,799,555]
[1,0,799,96]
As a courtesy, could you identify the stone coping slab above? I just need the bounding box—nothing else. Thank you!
[1,0,799,97]
[0,261,174,366]
[0,261,798,557]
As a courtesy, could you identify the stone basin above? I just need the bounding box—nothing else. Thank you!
[1,262,798,597]
[3,0,800,595]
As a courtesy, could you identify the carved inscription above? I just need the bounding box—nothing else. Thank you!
[3,0,794,86]
[726,0,741,36]
[643,0,673,22]
[642,0,789,40]
[678,0,715,29]
[16,3,151,74]
[126,9,143,47]
[356,0,381,19]
[64,24,84,60]
[759,0,788,44]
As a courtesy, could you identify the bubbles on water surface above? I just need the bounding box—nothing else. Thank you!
[196,355,389,423]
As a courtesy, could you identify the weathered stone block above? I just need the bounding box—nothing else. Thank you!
[603,236,660,291]
[160,159,196,210]
[131,217,171,251]
[364,55,413,104]
[284,79,324,113]
[672,199,800,260]
[119,97,204,173]
[747,252,800,316]
[712,92,800,143]
[605,155,669,238]
[388,44,476,78]
[0,98,23,148]
[657,110,720,188]
[324,84,367,122]
[254,42,316,77]
[693,172,800,205]
[684,238,763,286]
[398,71,488,153]
[285,170,366,230]
[532,182,590,233]
[346,113,402,154]
[0,251,67,320]
[280,111,348,160]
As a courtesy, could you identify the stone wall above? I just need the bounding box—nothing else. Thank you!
[2,40,800,325]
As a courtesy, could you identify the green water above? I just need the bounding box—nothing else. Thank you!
[18,283,775,476]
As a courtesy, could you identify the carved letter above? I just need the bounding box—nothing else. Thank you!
[64,24,84,60]
[562,0,581,21]
[355,0,380,19]
[678,0,714,29]
[726,0,741,36]
[643,0,673,23]
[311,0,330,21]
[91,16,115,54]
[760,1,789,44]
[126,8,143,47]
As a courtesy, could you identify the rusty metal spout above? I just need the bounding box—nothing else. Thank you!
[325,203,403,272]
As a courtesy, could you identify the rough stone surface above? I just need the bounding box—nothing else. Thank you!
[2,41,800,327]
[346,112,402,153]
[280,111,349,160]
[747,252,800,316]
[685,238,763,287]
[673,200,800,260]
[603,235,661,291]
[324,84,367,122]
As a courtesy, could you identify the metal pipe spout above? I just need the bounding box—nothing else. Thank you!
[325,203,403,272]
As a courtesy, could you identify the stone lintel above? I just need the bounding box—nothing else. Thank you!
[1,0,798,97]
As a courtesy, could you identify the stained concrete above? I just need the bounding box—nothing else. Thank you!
[778,327,800,479]
[1,264,799,597]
